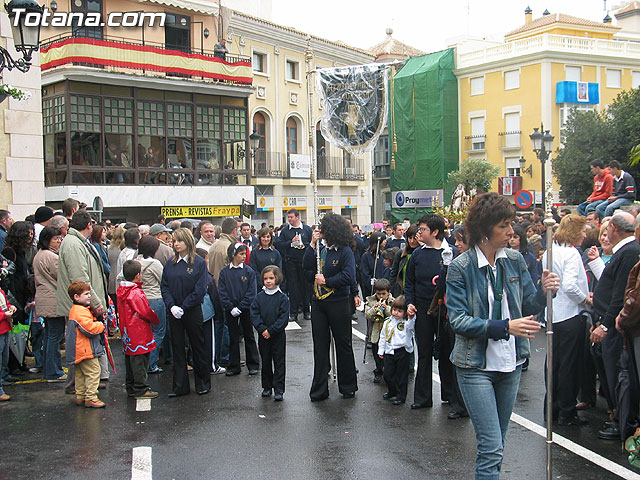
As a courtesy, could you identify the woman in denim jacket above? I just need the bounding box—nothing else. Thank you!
[446,193,559,479]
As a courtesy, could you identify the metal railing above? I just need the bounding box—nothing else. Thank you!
[464,134,486,151]
[252,151,286,177]
[40,34,252,85]
[498,130,521,149]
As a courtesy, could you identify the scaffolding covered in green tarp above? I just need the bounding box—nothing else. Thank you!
[390,48,459,222]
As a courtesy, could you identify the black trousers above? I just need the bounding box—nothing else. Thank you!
[544,314,586,419]
[203,319,213,372]
[310,298,358,399]
[169,307,211,394]
[602,324,624,422]
[125,353,150,396]
[371,341,384,374]
[258,331,286,392]
[440,320,467,413]
[414,306,436,406]
[383,347,410,401]
[284,259,310,314]
[226,310,259,373]
[578,322,598,405]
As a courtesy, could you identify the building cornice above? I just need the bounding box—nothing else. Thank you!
[228,11,374,66]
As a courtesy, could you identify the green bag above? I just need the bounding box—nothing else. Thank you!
[625,427,640,468]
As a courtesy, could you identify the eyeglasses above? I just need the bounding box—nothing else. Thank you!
[418,227,430,233]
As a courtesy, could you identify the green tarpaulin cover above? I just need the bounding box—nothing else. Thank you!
[390,48,459,222]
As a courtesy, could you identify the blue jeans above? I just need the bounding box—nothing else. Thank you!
[577,199,605,216]
[30,321,44,369]
[597,198,633,218]
[457,366,522,480]
[214,320,230,366]
[43,317,66,379]
[0,332,9,386]
[147,298,166,371]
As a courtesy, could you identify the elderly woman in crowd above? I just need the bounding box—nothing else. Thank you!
[541,214,590,426]
[446,193,558,479]
[32,226,65,382]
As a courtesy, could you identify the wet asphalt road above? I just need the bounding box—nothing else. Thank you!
[1,310,638,480]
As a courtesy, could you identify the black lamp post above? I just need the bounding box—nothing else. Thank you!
[249,130,260,158]
[529,123,554,210]
[2,0,44,72]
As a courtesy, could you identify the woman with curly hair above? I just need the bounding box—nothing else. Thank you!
[303,213,357,401]
[2,221,34,318]
[446,192,559,479]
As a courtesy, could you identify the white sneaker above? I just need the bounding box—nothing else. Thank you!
[47,373,67,383]
[213,366,226,374]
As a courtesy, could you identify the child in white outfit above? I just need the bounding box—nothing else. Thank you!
[378,295,416,405]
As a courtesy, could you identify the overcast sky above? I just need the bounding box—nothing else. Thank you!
[269,1,618,53]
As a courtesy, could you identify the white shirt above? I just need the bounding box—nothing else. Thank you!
[542,243,588,323]
[115,246,138,285]
[230,263,244,269]
[263,286,282,295]
[378,314,416,355]
[613,235,636,254]
[475,246,518,373]
[177,254,189,263]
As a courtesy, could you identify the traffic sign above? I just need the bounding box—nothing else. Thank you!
[514,190,534,209]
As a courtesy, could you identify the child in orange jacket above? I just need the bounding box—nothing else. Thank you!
[117,260,160,399]
[66,281,106,408]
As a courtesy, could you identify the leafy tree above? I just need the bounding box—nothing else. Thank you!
[447,158,500,193]
[555,88,640,203]
[552,109,609,203]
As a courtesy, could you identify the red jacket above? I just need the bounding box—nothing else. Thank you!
[116,281,159,355]
[0,289,13,335]
[588,168,614,202]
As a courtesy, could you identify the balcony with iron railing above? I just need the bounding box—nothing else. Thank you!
[40,34,253,86]
[464,134,486,153]
[252,153,366,181]
[498,130,522,150]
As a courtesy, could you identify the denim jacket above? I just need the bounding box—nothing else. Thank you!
[445,247,546,369]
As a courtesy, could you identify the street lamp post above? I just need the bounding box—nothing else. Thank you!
[529,123,554,210]
[1,0,44,73]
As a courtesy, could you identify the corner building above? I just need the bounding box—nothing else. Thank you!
[454,4,640,202]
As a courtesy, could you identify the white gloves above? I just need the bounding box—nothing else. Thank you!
[170,306,184,319]
[442,249,453,266]
[231,307,242,317]
[370,278,376,286]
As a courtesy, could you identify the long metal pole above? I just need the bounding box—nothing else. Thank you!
[544,182,556,480]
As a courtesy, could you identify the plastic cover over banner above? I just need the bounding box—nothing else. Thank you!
[316,63,389,154]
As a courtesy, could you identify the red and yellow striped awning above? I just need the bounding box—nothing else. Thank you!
[41,37,253,84]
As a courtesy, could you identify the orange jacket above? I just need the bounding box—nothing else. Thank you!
[65,304,105,365]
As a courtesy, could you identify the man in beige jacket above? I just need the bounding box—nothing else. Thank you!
[208,217,238,282]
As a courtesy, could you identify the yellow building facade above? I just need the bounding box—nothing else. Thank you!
[455,6,640,204]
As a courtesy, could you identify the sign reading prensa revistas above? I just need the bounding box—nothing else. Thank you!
[316,63,388,154]
[161,206,241,218]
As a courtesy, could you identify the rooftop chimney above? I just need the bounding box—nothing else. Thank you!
[603,13,612,23]
[543,9,550,16]
[525,6,533,24]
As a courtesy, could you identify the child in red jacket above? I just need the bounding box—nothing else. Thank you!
[117,260,160,399]
[0,287,17,401]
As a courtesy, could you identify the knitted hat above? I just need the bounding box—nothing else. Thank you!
[34,206,54,224]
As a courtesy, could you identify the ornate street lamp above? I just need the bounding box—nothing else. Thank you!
[249,130,260,159]
[2,0,44,72]
[518,155,532,177]
[529,123,554,209]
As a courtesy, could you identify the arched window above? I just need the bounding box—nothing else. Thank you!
[253,112,266,174]
[286,117,298,154]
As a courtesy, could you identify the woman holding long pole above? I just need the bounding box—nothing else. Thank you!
[446,193,559,479]
[303,213,357,402]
